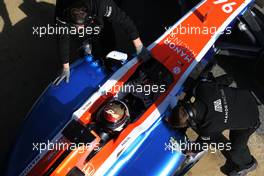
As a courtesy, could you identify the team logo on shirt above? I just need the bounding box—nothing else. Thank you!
[214,99,223,113]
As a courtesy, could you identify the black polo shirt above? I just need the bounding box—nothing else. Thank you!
[193,81,260,137]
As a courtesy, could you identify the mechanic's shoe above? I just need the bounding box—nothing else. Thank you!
[228,158,258,176]
[220,161,235,175]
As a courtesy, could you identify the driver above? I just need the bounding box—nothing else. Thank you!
[86,100,130,161]
[96,100,130,135]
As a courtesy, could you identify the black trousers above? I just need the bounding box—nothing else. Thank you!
[211,128,257,170]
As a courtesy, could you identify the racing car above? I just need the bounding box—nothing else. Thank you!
[5,0,264,175]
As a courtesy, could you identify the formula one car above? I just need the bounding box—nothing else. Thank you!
[5,0,264,176]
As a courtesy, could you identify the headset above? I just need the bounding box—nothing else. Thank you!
[178,100,199,131]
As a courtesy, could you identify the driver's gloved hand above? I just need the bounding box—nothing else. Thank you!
[136,45,151,62]
[53,67,70,86]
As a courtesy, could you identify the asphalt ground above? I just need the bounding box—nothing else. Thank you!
[0,0,263,175]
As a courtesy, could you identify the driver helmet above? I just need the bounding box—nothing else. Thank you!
[97,100,130,133]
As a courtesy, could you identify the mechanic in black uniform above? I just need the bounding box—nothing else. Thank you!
[168,74,260,176]
[53,0,150,85]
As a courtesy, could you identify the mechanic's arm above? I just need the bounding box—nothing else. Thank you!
[101,0,150,61]
[191,135,212,153]
[190,131,225,154]
[53,19,71,85]
[58,32,70,68]
[177,77,198,101]
[178,76,218,101]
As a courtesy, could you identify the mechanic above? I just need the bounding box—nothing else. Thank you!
[168,74,260,176]
[53,0,150,85]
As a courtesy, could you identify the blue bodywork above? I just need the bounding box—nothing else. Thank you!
[106,117,186,176]
[6,56,110,176]
[6,54,190,176]
[4,48,220,176]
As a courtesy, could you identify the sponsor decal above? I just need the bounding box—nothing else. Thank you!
[82,163,95,176]
[214,99,223,113]
[220,89,229,123]
[164,37,196,63]
[172,66,181,75]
